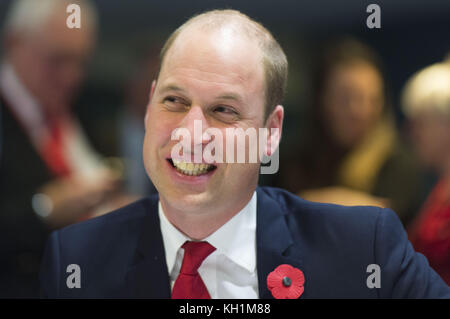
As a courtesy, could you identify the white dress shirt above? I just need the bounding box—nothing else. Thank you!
[158,191,259,299]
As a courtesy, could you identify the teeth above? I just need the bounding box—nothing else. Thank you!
[172,160,213,176]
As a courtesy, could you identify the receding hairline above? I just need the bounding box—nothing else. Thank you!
[157,9,288,118]
[160,10,269,68]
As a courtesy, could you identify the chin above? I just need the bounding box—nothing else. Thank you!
[161,188,217,211]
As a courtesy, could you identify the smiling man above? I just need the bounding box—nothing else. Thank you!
[143,13,282,242]
[40,9,450,299]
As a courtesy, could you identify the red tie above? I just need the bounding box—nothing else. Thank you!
[41,116,71,177]
[171,241,216,299]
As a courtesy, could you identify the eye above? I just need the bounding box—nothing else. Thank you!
[211,105,240,123]
[162,96,189,111]
[214,105,238,115]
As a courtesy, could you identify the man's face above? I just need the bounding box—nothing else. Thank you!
[322,62,384,148]
[9,10,95,112]
[143,27,267,215]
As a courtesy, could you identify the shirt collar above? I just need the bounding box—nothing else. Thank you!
[158,191,257,274]
[158,201,189,274]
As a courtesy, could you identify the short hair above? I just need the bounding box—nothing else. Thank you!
[158,9,288,119]
[4,0,97,35]
[402,62,450,118]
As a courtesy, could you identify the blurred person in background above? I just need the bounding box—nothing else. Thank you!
[277,38,424,226]
[118,47,160,198]
[0,0,123,297]
[403,61,450,285]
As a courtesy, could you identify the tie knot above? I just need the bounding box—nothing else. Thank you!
[179,241,216,275]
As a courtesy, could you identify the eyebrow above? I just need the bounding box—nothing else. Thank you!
[159,84,187,94]
[159,84,243,103]
[216,93,243,103]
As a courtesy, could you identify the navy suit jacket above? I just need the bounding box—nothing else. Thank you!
[39,187,450,298]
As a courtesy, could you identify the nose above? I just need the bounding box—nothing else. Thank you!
[56,60,85,98]
[176,105,211,159]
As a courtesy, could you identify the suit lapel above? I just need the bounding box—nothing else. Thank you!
[123,188,308,299]
[124,195,171,298]
[256,188,307,299]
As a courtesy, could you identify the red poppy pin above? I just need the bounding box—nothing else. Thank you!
[267,264,305,299]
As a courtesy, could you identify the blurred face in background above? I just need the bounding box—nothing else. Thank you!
[409,111,450,172]
[6,7,95,114]
[321,61,384,149]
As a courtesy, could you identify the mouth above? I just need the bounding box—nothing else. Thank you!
[167,158,217,176]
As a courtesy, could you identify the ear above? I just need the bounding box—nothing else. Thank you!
[264,105,284,157]
[144,80,157,126]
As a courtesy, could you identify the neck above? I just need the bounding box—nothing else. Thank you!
[160,191,255,240]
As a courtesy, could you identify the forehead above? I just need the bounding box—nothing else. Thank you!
[331,62,382,88]
[159,26,265,93]
[32,9,94,55]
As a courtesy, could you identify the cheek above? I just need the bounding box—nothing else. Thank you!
[145,110,181,153]
[28,61,48,88]
[360,99,382,127]
[327,108,352,140]
[145,122,169,152]
[322,94,338,120]
[430,126,450,155]
[225,163,261,190]
[415,127,443,159]
[142,132,155,172]
[323,98,348,131]
[142,125,171,180]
